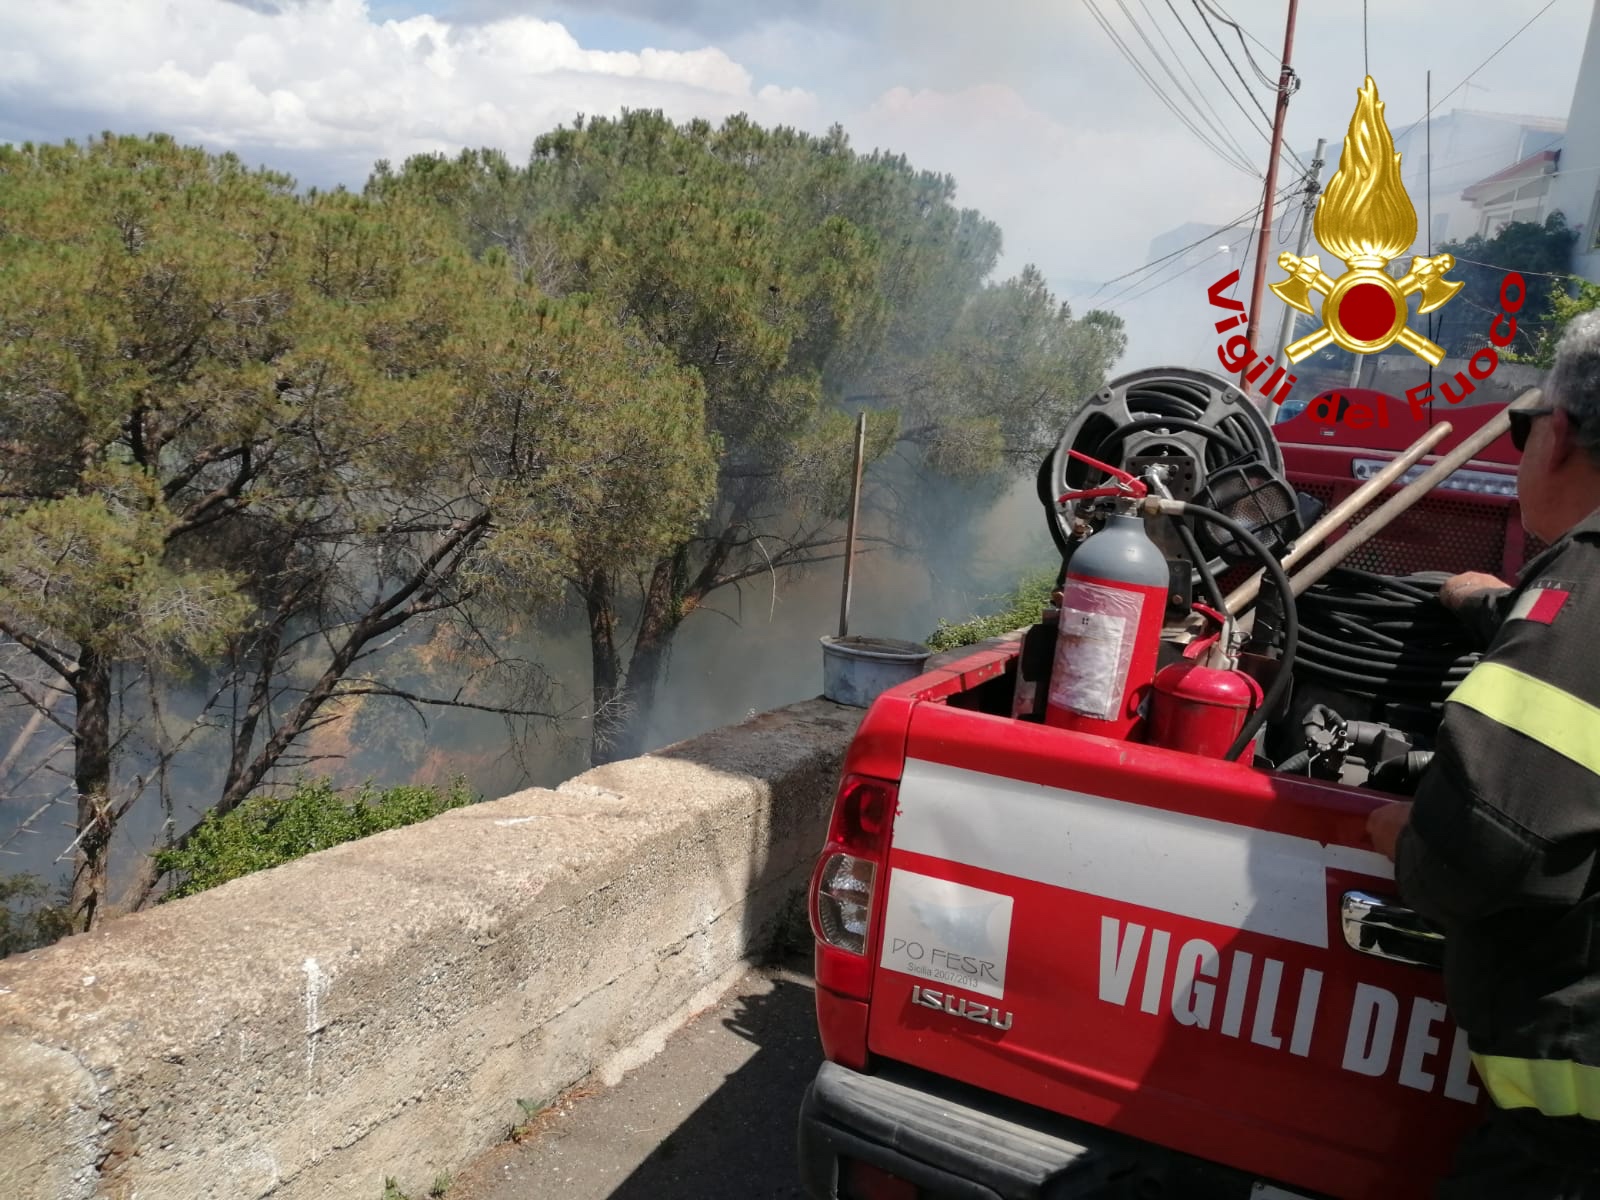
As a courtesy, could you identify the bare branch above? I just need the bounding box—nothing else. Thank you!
[0,622,78,682]
[0,674,74,735]
[0,795,70,855]
[131,509,498,910]
[331,684,559,720]
[712,546,879,590]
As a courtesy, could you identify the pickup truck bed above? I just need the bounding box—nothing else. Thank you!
[799,636,1481,1200]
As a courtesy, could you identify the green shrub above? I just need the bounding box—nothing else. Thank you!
[154,777,479,900]
[0,873,74,957]
[925,568,1058,652]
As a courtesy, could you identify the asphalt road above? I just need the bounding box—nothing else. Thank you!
[449,959,823,1200]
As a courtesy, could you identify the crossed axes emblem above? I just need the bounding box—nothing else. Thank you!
[1272,251,1464,368]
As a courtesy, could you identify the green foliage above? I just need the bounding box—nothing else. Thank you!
[887,265,1129,475]
[372,113,1126,759]
[0,873,74,958]
[507,1096,543,1144]
[1432,213,1577,358]
[153,777,478,900]
[371,116,1126,522]
[2,118,1130,906]
[925,568,1058,651]
[0,131,719,914]
[1504,276,1600,368]
[0,127,714,652]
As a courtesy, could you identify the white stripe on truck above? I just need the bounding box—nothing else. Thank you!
[894,757,1393,951]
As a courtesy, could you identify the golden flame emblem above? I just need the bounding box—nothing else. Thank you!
[1271,76,1462,366]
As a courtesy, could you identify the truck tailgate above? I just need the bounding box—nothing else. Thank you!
[867,702,1482,1200]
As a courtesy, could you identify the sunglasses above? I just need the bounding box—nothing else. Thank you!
[1509,404,1561,453]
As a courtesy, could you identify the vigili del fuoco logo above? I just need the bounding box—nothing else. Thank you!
[1273,74,1462,368]
[1210,74,1531,423]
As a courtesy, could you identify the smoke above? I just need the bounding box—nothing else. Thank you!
[639,460,1059,753]
[3,0,1593,918]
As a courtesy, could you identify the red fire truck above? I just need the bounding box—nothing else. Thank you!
[796,368,1543,1200]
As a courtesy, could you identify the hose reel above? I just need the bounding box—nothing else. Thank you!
[1039,366,1304,581]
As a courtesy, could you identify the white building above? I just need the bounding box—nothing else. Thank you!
[1547,0,1600,281]
[1315,108,1566,256]
[1461,148,1563,239]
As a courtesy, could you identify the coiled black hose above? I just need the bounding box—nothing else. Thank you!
[1293,568,1480,708]
[1088,417,1249,464]
[1041,419,1253,561]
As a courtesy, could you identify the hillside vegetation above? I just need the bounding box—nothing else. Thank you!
[0,116,1125,941]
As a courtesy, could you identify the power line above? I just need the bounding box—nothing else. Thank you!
[1191,0,1306,175]
[1278,193,1305,245]
[1134,0,1261,171]
[1363,0,1369,79]
[1092,178,1302,307]
[1103,212,1258,311]
[1101,239,1242,311]
[1397,0,1562,143]
[1195,0,1279,88]
[1094,178,1305,300]
[1089,216,1251,298]
[1195,0,1277,60]
[1085,0,1264,178]
[1117,0,1262,174]
[1163,0,1274,139]
[1162,0,1303,180]
[1098,217,1257,309]
[1449,254,1582,280]
[1277,136,1325,247]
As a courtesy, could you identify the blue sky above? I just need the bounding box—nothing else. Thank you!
[4,0,1595,367]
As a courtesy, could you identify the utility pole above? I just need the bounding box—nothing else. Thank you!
[1242,0,1301,412]
[1270,135,1326,423]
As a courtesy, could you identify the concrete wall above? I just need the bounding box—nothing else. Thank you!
[0,698,865,1200]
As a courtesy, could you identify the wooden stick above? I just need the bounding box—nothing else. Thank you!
[838,412,867,639]
[1283,390,1541,600]
[1225,419,1454,613]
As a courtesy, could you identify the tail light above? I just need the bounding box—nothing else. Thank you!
[814,853,876,955]
[809,774,898,1001]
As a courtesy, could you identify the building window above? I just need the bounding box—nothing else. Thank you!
[1589,185,1600,251]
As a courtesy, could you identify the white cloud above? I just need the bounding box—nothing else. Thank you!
[3,0,1592,374]
[0,0,818,176]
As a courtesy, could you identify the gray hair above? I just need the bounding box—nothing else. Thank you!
[1549,309,1600,465]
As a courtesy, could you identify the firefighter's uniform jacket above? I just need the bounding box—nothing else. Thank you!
[1397,504,1600,1159]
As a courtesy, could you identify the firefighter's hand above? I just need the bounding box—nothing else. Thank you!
[1366,801,1413,862]
[1438,571,1510,611]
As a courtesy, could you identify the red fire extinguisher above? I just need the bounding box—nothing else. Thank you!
[1147,604,1264,762]
[1044,453,1172,740]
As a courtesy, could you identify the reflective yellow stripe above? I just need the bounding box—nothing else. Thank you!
[1449,661,1600,776]
[1473,1053,1600,1120]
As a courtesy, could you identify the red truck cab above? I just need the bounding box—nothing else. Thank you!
[797,380,1535,1200]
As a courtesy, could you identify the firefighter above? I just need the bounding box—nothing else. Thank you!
[1368,310,1600,1198]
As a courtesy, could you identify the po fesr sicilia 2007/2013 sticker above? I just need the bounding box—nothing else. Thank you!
[879,868,1014,1001]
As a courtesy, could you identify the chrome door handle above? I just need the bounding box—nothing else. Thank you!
[1341,890,1445,970]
